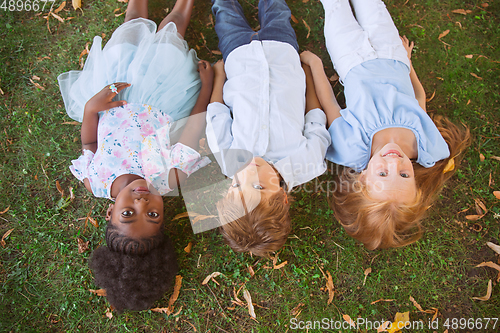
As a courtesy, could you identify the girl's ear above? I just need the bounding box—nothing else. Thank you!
[282,189,289,204]
[106,204,114,221]
[359,170,366,184]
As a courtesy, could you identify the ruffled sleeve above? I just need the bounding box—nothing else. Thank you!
[170,143,211,176]
[69,149,94,182]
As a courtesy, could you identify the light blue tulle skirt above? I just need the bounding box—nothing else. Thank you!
[58,18,201,122]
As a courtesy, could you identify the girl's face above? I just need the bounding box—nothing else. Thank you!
[106,179,164,239]
[362,143,417,203]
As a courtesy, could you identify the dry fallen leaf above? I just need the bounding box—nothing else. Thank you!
[291,302,304,317]
[166,275,183,314]
[56,180,64,197]
[54,1,66,13]
[184,242,193,253]
[480,153,485,162]
[89,288,107,296]
[476,261,500,273]
[486,242,500,254]
[342,314,356,328]
[69,187,75,200]
[326,271,334,305]
[50,12,65,23]
[363,267,372,286]
[117,0,128,2]
[465,54,474,59]
[1,228,14,248]
[211,50,222,55]
[0,206,9,214]
[451,9,472,15]
[29,78,45,90]
[243,289,256,319]
[290,14,298,24]
[470,73,483,80]
[274,261,288,270]
[443,157,455,173]
[150,307,169,314]
[77,237,89,253]
[192,214,217,223]
[248,265,255,277]
[202,272,223,285]
[472,279,492,301]
[329,73,339,82]
[88,216,99,228]
[377,321,392,332]
[491,156,500,161]
[105,307,113,319]
[72,0,81,10]
[173,211,199,220]
[465,214,482,221]
[426,90,436,102]
[438,29,450,39]
[493,191,500,200]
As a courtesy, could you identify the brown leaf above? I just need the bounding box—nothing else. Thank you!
[370,299,395,305]
[363,267,372,286]
[54,1,66,13]
[493,191,500,200]
[290,14,298,24]
[302,0,309,3]
[481,2,489,8]
[472,279,492,301]
[491,156,500,161]
[438,29,450,39]
[173,211,198,220]
[88,216,99,228]
[50,12,65,23]
[329,73,339,82]
[274,260,288,270]
[465,54,473,59]
[184,242,192,253]
[248,265,255,277]
[192,214,217,223]
[117,0,129,2]
[426,90,436,102]
[69,187,75,200]
[105,307,113,319]
[32,75,41,81]
[243,289,256,319]
[211,50,222,55]
[342,314,356,328]
[451,9,472,15]
[302,19,311,39]
[470,73,483,80]
[0,206,9,214]
[1,228,14,248]
[291,302,304,317]
[479,153,485,162]
[150,307,169,314]
[465,214,482,221]
[326,271,334,305]
[167,275,183,314]
[474,198,488,215]
[62,121,80,125]
[72,0,81,10]
[476,261,500,273]
[29,78,45,90]
[202,272,223,285]
[409,296,436,314]
[487,242,500,255]
[89,288,107,296]
[77,237,89,253]
[56,180,64,197]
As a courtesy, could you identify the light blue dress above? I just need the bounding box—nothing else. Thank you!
[326,59,450,172]
[57,19,201,123]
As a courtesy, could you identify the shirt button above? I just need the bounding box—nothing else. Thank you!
[261,125,267,130]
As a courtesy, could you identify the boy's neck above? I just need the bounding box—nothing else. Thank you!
[110,174,144,198]
[371,128,418,159]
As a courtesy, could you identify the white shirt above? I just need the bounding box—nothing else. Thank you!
[206,40,331,189]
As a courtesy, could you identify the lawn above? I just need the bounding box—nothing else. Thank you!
[0,0,499,332]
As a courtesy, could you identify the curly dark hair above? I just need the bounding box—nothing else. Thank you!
[89,233,178,312]
[105,222,165,255]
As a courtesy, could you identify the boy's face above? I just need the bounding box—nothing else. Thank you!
[106,179,164,239]
[363,143,417,203]
[228,157,282,201]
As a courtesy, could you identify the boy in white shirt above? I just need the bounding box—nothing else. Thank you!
[207,0,331,256]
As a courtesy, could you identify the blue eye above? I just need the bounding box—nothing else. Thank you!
[400,173,410,178]
[378,172,387,177]
[253,184,263,190]
[122,210,134,217]
[231,183,240,188]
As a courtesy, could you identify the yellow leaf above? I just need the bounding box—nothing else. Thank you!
[184,242,192,253]
[243,289,256,319]
[472,279,492,301]
[387,312,410,333]
[72,0,81,10]
[342,314,356,328]
[443,157,455,173]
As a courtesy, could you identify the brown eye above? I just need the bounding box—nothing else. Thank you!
[148,212,159,218]
[121,210,134,217]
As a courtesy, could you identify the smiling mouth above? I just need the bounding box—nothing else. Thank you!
[382,150,402,158]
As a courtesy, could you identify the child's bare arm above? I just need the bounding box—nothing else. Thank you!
[302,63,322,113]
[169,60,214,189]
[81,83,129,153]
[210,60,225,104]
[400,36,426,112]
[300,51,341,127]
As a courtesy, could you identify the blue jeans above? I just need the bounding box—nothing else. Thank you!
[212,0,299,60]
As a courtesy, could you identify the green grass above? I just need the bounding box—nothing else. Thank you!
[1,0,499,332]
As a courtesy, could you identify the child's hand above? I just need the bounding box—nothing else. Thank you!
[213,60,226,81]
[300,50,322,67]
[400,35,414,60]
[85,82,130,114]
[198,60,214,86]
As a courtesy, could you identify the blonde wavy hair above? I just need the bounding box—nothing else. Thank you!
[217,191,291,257]
[330,115,471,250]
